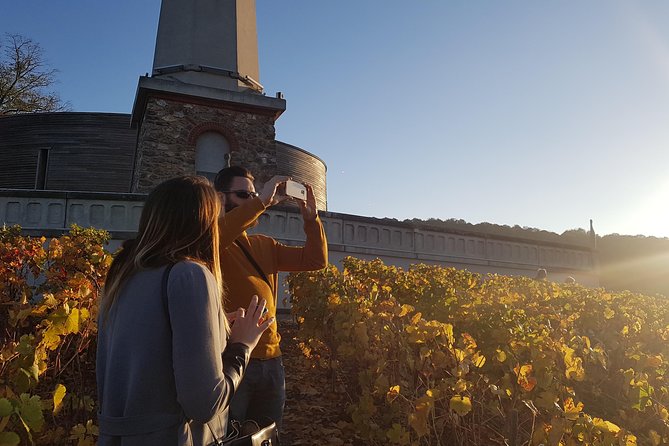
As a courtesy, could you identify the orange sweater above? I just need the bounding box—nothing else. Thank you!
[219,197,328,359]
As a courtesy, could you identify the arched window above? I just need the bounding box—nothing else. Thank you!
[195,132,230,181]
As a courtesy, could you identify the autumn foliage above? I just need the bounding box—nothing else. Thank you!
[0,225,111,445]
[3,226,669,446]
[287,257,669,445]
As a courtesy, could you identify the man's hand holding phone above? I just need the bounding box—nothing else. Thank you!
[298,183,318,221]
[259,175,290,207]
[282,179,317,221]
[284,180,307,200]
[259,177,317,221]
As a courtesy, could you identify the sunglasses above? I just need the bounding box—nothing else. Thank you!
[223,190,259,200]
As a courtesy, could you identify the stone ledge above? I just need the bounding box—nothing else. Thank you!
[131,76,286,127]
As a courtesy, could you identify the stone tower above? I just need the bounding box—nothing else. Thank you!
[130,0,286,192]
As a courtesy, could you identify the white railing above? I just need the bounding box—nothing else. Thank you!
[1,190,596,279]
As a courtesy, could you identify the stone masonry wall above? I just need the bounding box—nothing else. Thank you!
[132,97,279,192]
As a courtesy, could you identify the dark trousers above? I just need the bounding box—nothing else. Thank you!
[229,356,286,430]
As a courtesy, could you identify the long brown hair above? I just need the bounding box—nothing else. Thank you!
[100,176,224,324]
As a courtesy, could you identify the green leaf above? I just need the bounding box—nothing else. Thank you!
[19,363,39,382]
[17,335,35,356]
[386,423,409,445]
[0,399,13,417]
[17,394,44,433]
[0,432,20,446]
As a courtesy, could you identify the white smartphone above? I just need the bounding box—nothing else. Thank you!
[284,179,307,200]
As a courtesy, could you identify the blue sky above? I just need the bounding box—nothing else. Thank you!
[3,1,669,238]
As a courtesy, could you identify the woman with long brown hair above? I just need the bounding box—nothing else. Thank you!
[96,176,272,445]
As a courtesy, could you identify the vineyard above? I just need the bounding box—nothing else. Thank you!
[0,225,110,445]
[287,257,669,445]
[1,226,668,445]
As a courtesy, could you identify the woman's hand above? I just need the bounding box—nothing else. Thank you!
[228,295,274,350]
[225,308,244,323]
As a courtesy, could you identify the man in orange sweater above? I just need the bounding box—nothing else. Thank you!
[214,166,328,429]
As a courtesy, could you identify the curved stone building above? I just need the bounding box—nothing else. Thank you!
[0,111,327,209]
[0,113,135,192]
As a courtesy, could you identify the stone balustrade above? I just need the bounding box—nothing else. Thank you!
[1,189,599,295]
[1,190,144,238]
[251,208,594,273]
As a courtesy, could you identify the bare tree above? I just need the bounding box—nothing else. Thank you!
[0,33,71,115]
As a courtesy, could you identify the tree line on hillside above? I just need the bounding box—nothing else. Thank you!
[394,216,669,297]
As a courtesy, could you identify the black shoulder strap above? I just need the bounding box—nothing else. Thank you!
[160,263,176,323]
[233,240,273,291]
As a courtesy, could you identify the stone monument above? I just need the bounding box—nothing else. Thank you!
[130,0,287,192]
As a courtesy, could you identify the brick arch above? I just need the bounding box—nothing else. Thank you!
[187,122,240,152]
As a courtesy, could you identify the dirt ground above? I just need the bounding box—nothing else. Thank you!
[279,319,360,446]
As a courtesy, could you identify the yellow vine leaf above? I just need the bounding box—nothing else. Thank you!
[562,346,585,381]
[649,430,661,446]
[386,385,400,403]
[592,418,620,434]
[563,397,584,421]
[398,304,413,317]
[443,323,455,346]
[514,364,537,392]
[455,379,468,393]
[41,327,61,351]
[566,357,585,381]
[659,406,669,421]
[449,395,472,416]
[65,308,81,334]
[625,434,638,446]
[53,384,66,415]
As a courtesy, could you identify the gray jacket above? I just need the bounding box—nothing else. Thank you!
[96,261,250,445]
